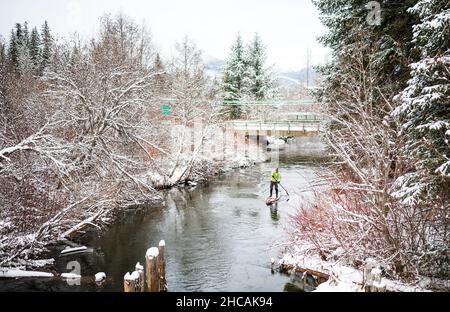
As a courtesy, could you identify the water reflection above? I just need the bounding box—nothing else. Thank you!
[270,203,280,221]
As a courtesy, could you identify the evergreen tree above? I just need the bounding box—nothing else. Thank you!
[7,29,18,70]
[40,21,53,74]
[222,34,246,119]
[17,22,33,74]
[392,1,450,204]
[30,27,42,74]
[0,40,5,65]
[314,0,419,114]
[152,53,169,96]
[22,22,30,49]
[244,33,277,101]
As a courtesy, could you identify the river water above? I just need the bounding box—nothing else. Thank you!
[0,136,326,292]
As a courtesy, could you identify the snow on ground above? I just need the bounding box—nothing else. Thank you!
[60,246,88,255]
[16,258,55,268]
[314,279,360,292]
[61,272,81,279]
[0,268,54,278]
[279,250,436,292]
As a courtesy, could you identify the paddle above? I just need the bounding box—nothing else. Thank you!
[278,183,290,202]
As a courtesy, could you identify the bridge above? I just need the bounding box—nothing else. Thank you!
[228,112,325,136]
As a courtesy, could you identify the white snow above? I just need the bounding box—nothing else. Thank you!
[0,268,54,278]
[95,272,106,282]
[61,273,81,279]
[130,271,140,280]
[17,258,55,268]
[124,271,140,281]
[135,262,144,271]
[278,250,438,292]
[146,247,159,258]
[60,246,88,254]
[314,279,360,292]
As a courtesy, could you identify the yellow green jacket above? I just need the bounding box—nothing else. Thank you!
[271,171,281,182]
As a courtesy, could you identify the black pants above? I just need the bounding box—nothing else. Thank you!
[270,181,279,198]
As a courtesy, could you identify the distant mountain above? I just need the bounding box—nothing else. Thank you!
[203,58,320,88]
[204,57,225,79]
[277,67,320,88]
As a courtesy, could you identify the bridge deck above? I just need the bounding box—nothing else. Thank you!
[229,120,324,133]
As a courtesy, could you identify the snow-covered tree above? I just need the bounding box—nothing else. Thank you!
[30,27,41,74]
[151,53,169,97]
[289,0,449,280]
[222,34,246,119]
[392,1,449,205]
[166,36,221,183]
[244,33,277,101]
[0,38,5,65]
[242,33,278,119]
[40,21,52,74]
[222,33,278,119]
[7,25,20,70]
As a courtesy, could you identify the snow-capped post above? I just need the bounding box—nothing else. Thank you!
[124,271,140,292]
[145,247,160,292]
[135,262,144,292]
[158,240,167,291]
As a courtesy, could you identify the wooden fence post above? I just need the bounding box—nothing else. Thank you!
[146,247,160,292]
[124,271,140,292]
[135,262,145,292]
[158,240,166,291]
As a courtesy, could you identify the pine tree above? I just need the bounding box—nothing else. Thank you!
[40,21,53,74]
[0,40,5,65]
[17,22,33,74]
[314,0,419,113]
[244,33,277,101]
[7,29,18,70]
[152,53,169,96]
[392,1,450,204]
[22,22,30,49]
[30,27,42,74]
[222,34,246,119]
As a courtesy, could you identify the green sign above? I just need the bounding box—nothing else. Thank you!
[162,104,171,116]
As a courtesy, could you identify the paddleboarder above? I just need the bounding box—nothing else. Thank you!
[270,168,281,198]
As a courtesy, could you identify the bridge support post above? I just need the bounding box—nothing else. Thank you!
[245,131,249,157]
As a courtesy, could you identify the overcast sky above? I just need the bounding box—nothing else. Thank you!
[0,0,330,71]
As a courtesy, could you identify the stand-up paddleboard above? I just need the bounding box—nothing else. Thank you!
[265,197,280,205]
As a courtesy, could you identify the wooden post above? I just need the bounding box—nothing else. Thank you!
[135,262,144,292]
[234,131,237,156]
[158,240,167,291]
[245,132,249,157]
[146,247,160,292]
[124,271,140,292]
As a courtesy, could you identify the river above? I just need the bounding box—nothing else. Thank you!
[0,135,326,292]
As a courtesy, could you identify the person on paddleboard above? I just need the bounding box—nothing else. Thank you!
[270,168,281,198]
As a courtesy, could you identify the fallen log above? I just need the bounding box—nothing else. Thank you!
[279,263,330,283]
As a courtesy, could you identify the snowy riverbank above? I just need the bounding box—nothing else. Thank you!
[278,244,449,292]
